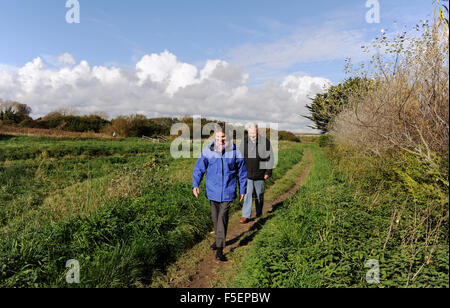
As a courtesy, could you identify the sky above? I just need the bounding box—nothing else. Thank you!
[0,0,435,132]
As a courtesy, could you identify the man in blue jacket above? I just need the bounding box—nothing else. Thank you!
[192,122,248,262]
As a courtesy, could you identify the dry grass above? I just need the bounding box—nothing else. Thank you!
[0,125,116,140]
[333,24,449,166]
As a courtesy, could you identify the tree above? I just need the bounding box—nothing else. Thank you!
[47,107,80,117]
[109,114,154,137]
[0,100,32,124]
[303,77,375,134]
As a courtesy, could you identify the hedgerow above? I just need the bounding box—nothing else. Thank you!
[232,145,449,288]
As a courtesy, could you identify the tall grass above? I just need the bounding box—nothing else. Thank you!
[0,135,304,287]
[327,18,449,286]
[232,145,449,288]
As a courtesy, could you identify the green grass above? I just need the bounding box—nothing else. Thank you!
[211,146,312,288]
[0,135,304,287]
[0,135,167,161]
[0,137,171,232]
[231,145,449,288]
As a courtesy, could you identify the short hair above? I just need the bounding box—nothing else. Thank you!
[214,122,227,134]
[246,123,258,130]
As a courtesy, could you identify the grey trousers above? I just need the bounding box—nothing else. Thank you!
[210,201,231,248]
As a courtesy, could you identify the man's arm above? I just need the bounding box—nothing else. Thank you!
[192,151,208,198]
[236,148,248,200]
[264,139,274,178]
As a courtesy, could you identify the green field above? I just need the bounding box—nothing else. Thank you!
[1,134,447,288]
[0,134,304,287]
[229,145,449,288]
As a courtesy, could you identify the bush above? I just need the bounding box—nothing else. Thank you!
[36,114,110,133]
[18,118,37,128]
[332,22,449,167]
[0,100,32,125]
[107,115,175,138]
[304,77,376,133]
[325,19,449,288]
[278,130,301,142]
[318,134,334,147]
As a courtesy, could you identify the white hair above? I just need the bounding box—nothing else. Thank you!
[246,123,258,130]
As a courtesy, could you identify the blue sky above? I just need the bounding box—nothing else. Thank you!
[0,0,435,132]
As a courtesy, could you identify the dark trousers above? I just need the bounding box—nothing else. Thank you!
[210,201,231,248]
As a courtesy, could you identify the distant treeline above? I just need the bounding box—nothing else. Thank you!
[0,101,300,141]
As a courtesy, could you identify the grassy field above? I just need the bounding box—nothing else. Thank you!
[228,145,449,288]
[0,133,304,287]
[1,134,447,288]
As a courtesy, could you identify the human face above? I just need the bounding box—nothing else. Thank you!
[248,127,258,140]
[215,131,226,145]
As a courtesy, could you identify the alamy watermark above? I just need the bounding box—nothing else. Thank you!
[365,0,380,24]
[66,259,80,284]
[66,0,80,24]
[365,259,381,284]
[169,116,279,169]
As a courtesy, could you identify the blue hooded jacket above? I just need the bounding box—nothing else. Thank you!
[192,140,248,202]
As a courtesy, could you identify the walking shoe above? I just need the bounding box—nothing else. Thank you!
[210,242,217,251]
[216,248,227,262]
[240,217,249,224]
[256,213,262,218]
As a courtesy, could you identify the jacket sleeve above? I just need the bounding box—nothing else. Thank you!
[192,151,208,188]
[236,147,248,195]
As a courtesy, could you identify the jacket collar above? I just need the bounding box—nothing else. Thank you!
[209,140,235,153]
[248,135,261,145]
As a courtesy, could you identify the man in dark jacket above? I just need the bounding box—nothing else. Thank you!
[239,123,274,223]
[192,122,248,261]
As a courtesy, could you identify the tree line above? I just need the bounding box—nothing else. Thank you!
[0,101,300,141]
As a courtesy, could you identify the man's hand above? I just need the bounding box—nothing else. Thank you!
[240,194,245,202]
[193,187,199,198]
[264,175,270,180]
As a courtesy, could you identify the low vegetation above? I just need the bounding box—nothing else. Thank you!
[0,133,303,287]
[231,145,448,288]
[228,12,449,288]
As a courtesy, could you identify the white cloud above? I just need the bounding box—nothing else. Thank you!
[282,75,331,101]
[136,50,199,96]
[228,22,370,83]
[0,51,330,132]
[58,53,76,66]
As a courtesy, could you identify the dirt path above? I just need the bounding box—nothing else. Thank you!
[186,148,313,288]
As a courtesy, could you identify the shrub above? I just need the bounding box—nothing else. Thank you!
[327,19,449,286]
[332,22,449,167]
[304,77,376,133]
[36,114,110,133]
[233,145,449,288]
[0,100,32,124]
[278,130,301,142]
[318,134,334,147]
